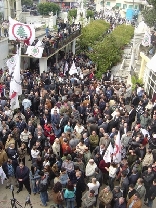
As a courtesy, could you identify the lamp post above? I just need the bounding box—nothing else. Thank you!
[103,0,105,19]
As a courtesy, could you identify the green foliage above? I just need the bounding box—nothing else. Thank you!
[86,10,95,19]
[142,7,156,27]
[131,74,143,91]
[68,9,77,19]
[21,0,33,6]
[78,20,109,51]
[89,24,134,78]
[38,2,60,16]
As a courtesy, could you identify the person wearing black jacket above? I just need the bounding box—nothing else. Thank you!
[16,162,31,194]
[128,105,136,131]
[2,159,18,188]
[142,166,154,203]
[145,179,156,208]
[75,171,86,208]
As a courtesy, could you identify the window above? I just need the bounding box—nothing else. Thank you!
[123,4,127,9]
[129,5,133,8]
[116,3,121,7]
[134,5,138,9]
[107,2,110,6]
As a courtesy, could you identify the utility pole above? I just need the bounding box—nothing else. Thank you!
[103,0,105,19]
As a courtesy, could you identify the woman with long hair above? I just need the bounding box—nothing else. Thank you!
[64,181,76,208]
[29,165,40,195]
[52,182,64,208]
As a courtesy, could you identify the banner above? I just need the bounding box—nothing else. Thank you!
[7,54,18,75]
[142,31,151,47]
[113,131,121,163]
[64,61,68,75]
[103,143,114,163]
[9,51,22,110]
[69,61,78,75]
[9,17,35,45]
[26,46,44,58]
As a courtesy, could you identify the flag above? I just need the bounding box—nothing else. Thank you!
[64,61,68,75]
[10,92,20,110]
[9,17,35,45]
[103,143,114,163]
[35,40,42,47]
[113,131,121,163]
[7,54,18,75]
[69,61,78,75]
[9,50,22,110]
[26,46,44,58]
[142,31,151,47]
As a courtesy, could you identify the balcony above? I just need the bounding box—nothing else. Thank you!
[9,30,81,59]
[124,0,148,4]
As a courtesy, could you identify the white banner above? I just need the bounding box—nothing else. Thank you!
[113,131,121,163]
[69,61,78,75]
[26,46,44,58]
[7,54,18,75]
[9,17,35,45]
[103,143,114,163]
[142,31,151,47]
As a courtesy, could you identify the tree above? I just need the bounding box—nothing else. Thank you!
[38,2,60,16]
[88,24,134,78]
[78,20,109,51]
[86,10,95,19]
[142,0,156,27]
[21,0,33,6]
[68,9,77,19]
[17,25,27,38]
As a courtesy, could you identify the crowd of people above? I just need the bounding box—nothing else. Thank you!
[0,52,156,208]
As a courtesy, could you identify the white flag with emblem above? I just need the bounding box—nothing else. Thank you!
[9,49,22,110]
[9,17,35,45]
[7,54,18,75]
[142,31,151,47]
[103,143,114,163]
[113,131,121,163]
[26,46,44,58]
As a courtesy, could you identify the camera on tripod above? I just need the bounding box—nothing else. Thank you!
[10,185,33,208]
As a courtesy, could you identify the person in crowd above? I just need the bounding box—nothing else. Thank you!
[98,186,113,208]
[29,165,40,195]
[64,181,76,208]
[81,190,96,208]
[2,158,18,188]
[38,171,49,207]
[85,159,97,182]
[17,143,27,165]
[87,178,100,206]
[144,178,156,208]
[134,178,146,199]
[16,162,31,194]
[52,182,64,208]
[127,192,142,208]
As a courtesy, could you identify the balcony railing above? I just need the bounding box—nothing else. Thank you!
[9,30,81,58]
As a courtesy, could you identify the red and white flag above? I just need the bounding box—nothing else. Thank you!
[113,131,121,163]
[103,143,114,163]
[9,51,22,110]
[9,17,35,45]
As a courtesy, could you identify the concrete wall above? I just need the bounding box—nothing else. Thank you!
[0,38,9,69]
[26,15,57,28]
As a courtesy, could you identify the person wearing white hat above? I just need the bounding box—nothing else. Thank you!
[85,159,97,182]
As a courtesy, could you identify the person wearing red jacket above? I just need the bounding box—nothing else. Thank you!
[44,123,56,145]
[99,159,110,185]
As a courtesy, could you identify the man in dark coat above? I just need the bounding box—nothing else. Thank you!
[128,105,136,131]
[16,162,31,194]
[75,171,86,208]
[145,178,156,208]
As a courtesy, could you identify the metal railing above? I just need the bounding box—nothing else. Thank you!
[9,30,81,58]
